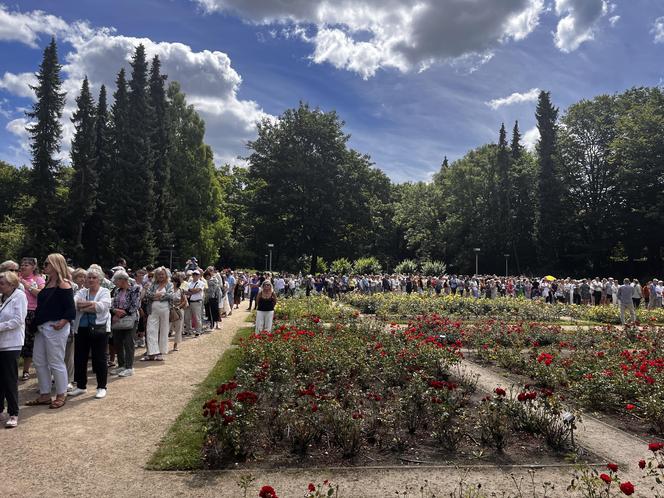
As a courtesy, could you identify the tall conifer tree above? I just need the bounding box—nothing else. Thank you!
[535,91,561,268]
[497,123,512,252]
[123,45,156,265]
[148,55,172,250]
[68,76,98,260]
[511,121,523,160]
[84,84,113,264]
[25,37,66,255]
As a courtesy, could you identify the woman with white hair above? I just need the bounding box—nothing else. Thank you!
[110,270,141,377]
[255,280,277,333]
[0,270,27,427]
[143,267,174,361]
[26,254,75,409]
[68,266,112,400]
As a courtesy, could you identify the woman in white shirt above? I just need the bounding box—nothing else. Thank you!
[68,267,112,400]
[0,271,27,427]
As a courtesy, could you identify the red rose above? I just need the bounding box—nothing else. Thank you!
[311,403,318,412]
[599,473,612,484]
[259,485,279,498]
[649,442,664,452]
[639,459,646,469]
[607,463,618,472]
[626,404,636,411]
[494,387,506,396]
[619,481,634,495]
[308,483,316,492]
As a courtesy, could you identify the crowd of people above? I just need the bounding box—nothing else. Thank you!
[0,255,280,429]
[1,255,659,429]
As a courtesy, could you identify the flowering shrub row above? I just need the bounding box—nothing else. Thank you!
[469,320,664,432]
[342,293,664,324]
[274,295,356,322]
[202,316,469,466]
[203,312,583,467]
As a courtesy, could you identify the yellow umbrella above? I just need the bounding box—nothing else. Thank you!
[544,275,556,281]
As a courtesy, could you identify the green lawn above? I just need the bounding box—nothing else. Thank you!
[146,326,253,470]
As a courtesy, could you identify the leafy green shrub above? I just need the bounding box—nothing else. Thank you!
[421,260,446,276]
[353,256,382,275]
[394,259,418,274]
[330,257,353,275]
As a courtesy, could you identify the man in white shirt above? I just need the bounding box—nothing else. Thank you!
[184,270,204,336]
[617,278,636,325]
[275,276,286,296]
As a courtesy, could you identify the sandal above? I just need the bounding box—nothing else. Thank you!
[26,397,52,406]
[49,397,66,409]
[139,356,155,361]
[155,355,165,361]
[21,372,30,381]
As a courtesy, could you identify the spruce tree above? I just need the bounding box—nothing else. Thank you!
[84,84,114,264]
[68,76,98,261]
[123,45,156,265]
[148,55,172,250]
[109,69,133,264]
[441,156,449,169]
[535,91,561,268]
[497,123,511,250]
[25,37,66,255]
[511,121,522,161]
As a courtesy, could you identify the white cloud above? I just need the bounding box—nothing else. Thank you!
[0,4,71,47]
[0,6,270,167]
[486,88,540,110]
[609,15,620,27]
[523,126,540,151]
[554,0,609,52]
[653,17,664,43]
[0,71,37,99]
[195,0,546,78]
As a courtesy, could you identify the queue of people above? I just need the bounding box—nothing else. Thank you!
[0,254,269,429]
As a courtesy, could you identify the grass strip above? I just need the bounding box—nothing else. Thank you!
[146,327,254,470]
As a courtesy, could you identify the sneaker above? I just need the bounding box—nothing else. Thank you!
[95,388,107,399]
[110,367,125,376]
[67,383,75,393]
[118,368,133,377]
[68,388,86,397]
[5,416,17,428]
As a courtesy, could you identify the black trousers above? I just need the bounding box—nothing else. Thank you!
[0,350,20,416]
[75,325,108,390]
[593,291,602,306]
[112,326,135,369]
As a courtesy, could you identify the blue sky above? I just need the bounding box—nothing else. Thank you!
[1,0,663,182]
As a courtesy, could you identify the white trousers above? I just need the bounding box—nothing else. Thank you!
[146,301,170,355]
[255,310,274,333]
[33,321,70,395]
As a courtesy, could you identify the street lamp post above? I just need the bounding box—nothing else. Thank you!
[473,248,481,276]
[504,253,510,278]
[264,254,268,271]
[267,243,274,272]
[169,244,174,269]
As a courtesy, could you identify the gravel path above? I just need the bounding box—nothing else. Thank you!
[3,310,654,497]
